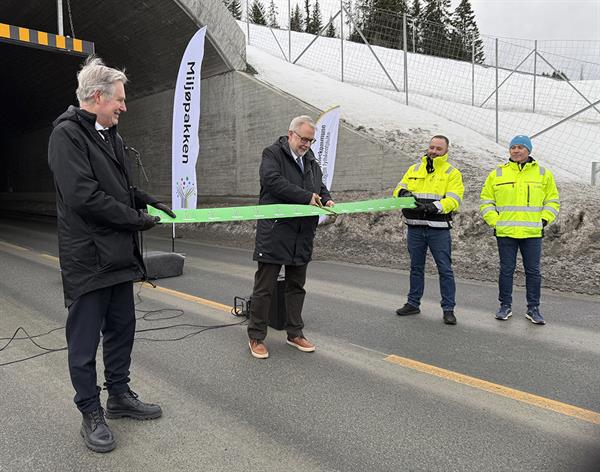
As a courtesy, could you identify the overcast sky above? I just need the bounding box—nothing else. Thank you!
[455,0,600,41]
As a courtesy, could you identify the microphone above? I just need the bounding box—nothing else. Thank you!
[125,146,149,183]
[126,146,141,156]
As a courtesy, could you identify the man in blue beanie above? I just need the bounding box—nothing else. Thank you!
[480,135,560,325]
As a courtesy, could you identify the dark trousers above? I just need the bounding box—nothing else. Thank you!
[406,225,456,311]
[66,281,135,413]
[248,262,308,341]
[496,236,542,308]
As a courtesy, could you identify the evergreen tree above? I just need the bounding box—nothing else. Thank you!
[343,0,356,40]
[450,0,484,62]
[309,0,324,34]
[249,0,267,24]
[326,17,337,37]
[224,0,242,20]
[362,0,408,49]
[348,0,371,43]
[408,0,422,52]
[421,0,452,58]
[304,0,312,32]
[267,0,279,27]
[290,4,304,31]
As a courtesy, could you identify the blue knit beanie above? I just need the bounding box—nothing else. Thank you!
[509,135,532,153]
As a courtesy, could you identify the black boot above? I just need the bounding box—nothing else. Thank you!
[80,407,115,453]
[106,389,162,420]
[443,310,457,325]
[396,303,420,316]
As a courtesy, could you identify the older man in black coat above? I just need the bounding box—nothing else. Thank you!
[48,57,175,453]
[248,115,334,359]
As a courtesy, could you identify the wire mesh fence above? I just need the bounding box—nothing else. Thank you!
[237,1,600,181]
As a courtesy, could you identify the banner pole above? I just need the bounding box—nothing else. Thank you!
[172,223,176,252]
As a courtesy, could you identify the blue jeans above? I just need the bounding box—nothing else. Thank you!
[406,226,455,311]
[496,237,542,309]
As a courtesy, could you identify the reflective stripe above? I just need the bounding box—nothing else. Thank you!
[433,201,443,213]
[539,166,546,176]
[446,192,462,204]
[405,219,450,228]
[398,182,408,189]
[496,221,543,228]
[480,207,497,216]
[414,163,421,172]
[480,199,495,205]
[445,166,454,174]
[544,199,560,204]
[495,206,543,212]
[414,193,444,200]
[543,206,559,216]
[496,168,503,177]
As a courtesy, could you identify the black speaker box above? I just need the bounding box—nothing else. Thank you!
[143,251,185,279]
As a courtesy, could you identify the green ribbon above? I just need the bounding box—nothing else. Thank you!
[147,197,415,223]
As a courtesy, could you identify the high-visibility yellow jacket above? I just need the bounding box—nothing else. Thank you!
[480,159,560,238]
[393,154,464,228]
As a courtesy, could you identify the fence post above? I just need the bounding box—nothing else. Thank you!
[533,39,537,113]
[495,38,499,144]
[412,19,416,53]
[592,162,600,186]
[340,0,344,82]
[246,0,250,43]
[288,0,291,62]
[471,34,475,106]
[403,13,408,104]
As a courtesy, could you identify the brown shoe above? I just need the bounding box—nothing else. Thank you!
[249,339,269,359]
[286,336,316,353]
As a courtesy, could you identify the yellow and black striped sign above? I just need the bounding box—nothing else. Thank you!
[0,22,94,56]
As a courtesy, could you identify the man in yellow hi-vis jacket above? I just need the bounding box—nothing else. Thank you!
[480,135,560,325]
[393,135,464,325]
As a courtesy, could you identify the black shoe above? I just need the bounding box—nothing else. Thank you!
[396,303,420,316]
[105,389,162,420]
[443,310,457,325]
[80,407,115,453]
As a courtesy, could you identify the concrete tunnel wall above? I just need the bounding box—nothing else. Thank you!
[0,0,410,215]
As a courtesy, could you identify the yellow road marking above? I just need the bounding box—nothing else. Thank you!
[385,354,600,426]
[39,253,59,262]
[140,284,232,313]
[0,241,28,251]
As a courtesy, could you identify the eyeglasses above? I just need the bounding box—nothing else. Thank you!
[292,130,316,145]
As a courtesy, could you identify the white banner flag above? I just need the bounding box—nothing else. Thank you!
[311,106,340,222]
[171,27,206,210]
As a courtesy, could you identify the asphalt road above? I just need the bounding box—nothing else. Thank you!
[1,217,599,472]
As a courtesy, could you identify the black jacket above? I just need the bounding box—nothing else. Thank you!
[254,136,332,266]
[48,106,158,306]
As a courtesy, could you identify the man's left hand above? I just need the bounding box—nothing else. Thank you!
[421,202,438,214]
[325,200,335,207]
[151,202,176,218]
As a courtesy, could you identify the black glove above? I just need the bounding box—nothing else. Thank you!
[140,213,161,231]
[542,219,548,227]
[398,189,415,198]
[420,202,438,214]
[151,202,176,218]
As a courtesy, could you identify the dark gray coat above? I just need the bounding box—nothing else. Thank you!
[254,136,332,266]
[48,106,158,306]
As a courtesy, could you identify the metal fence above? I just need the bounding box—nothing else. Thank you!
[238,1,600,182]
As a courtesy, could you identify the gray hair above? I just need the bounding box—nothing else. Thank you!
[289,115,316,132]
[76,56,128,105]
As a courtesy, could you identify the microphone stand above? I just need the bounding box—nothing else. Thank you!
[128,146,149,257]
